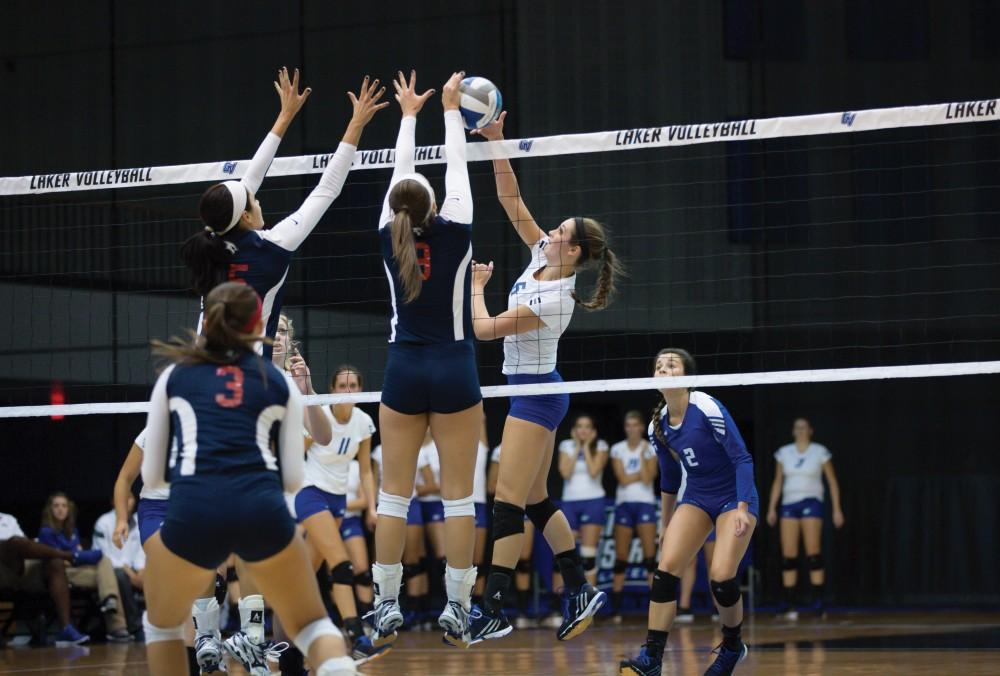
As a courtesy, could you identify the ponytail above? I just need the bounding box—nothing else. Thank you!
[391,210,423,303]
[180,230,231,297]
[569,217,624,311]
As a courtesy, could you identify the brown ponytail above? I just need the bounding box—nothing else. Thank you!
[388,179,433,303]
[153,282,268,366]
[569,217,624,311]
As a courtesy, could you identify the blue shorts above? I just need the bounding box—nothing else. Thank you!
[615,502,657,528]
[706,528,717,543]
[406,499,424,526]
[474,502,488,529]
[295,486,347,523]
[561,497,606,531]
[339,516,364,541]
[160,476,295,570]
[506,371,570,432]
[382,340,482,415]
[780,497,824,520]
[137,498,168,545]
[420,500,445,524]
[680,487,760,524]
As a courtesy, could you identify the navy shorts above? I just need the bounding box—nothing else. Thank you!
[562,497,607,531]
[780,497,824,520]
[295,486,347,523]
[614,501,657,528]
[339,516,365,541]
[382,340,482,415]
[420,500,445,524]
[406,499,424,526]
[160,476,295,570]
[680,487,760,524]
[137,498,168,545]
[506,371,570,431]
[474,502,488,529]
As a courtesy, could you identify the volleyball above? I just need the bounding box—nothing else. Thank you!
[458,76,503,130]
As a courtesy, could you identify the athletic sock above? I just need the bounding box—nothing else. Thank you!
[722,621,742,651]
[645,629,669,660]
[344,616,364,642]
[484,566,514,615]
[555,549,587,593]
[373,562,403,604]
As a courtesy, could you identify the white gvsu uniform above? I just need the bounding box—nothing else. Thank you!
[339,461,367,541]
[293,407,376,523]
[774,443,832,519]
[415,441,444,524]
[610,440,658,528]
[559,438,610,530]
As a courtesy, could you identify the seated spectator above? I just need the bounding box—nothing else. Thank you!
[37,492,131,642]
[92,496,144,635]
[0,510,93,645]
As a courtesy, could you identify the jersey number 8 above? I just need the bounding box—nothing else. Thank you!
[416,242,431,280]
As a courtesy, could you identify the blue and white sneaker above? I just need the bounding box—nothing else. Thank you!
[467,604,513,645]
[223,630,265,674]
[54,624,90,647]
[556,583,606,641]
[196,633,226,674]
[363,599,403,647]
[352,634,392,665]
[438,600,471,648]
[619,645,662,676]
[704,641,749,676]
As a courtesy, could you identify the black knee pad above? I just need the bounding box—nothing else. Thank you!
[806,553,823,571]
[525,498,559,533]
[279,644,305,675]
[225,566,238,583]
[330,560,354,586]
[613,559,628,574]
[782,556,798,571]
[214,573,228,605]
[492,501,526,540]
[403,561,424,580]
[650,570,679,604]
[644,556,658,573]
[710,576,742,608]
[515,559,533,574]
[581,557,597,573]
[353,570,373,588]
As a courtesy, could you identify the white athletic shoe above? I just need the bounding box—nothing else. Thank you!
[363,599,403,648]
[438,600,471,648]
[223,630,267,675]
[195,634,226,674]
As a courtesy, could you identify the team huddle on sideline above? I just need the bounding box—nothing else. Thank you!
[114,67,797,676]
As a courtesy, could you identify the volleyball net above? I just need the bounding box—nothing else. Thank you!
[1,97,998,418]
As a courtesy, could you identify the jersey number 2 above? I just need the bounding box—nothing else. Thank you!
[682,447,699,467]
[215,366,244,408]
[415,242,431,280]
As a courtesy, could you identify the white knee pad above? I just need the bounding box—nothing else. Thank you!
[315,655,357,675]
[442,494,475,518]
[293,617,342,657]
[142,611,186,644]
[377,490,411,520]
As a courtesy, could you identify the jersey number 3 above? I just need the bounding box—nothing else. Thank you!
[215,366,244,408]
[415,242,431,280]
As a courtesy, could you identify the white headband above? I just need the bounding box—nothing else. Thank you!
[215,181,248,234]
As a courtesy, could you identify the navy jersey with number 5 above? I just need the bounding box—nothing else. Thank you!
[651,391,755,507]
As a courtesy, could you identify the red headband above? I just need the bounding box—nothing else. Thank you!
[242,293,263,333]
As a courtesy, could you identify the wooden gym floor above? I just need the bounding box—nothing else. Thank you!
[1,611,998,675]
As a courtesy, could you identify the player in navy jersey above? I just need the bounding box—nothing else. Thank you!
[139,283,354,676]
[180,70,387,361]
[621,349,758,676]
[464,110,622,645]
[368,70,482,649]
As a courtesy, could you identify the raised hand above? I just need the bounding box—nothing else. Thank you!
[441,71,465,112]
[288,353,315,395]
[471,260,494,288]
[347,75,389,127]
[471,110,507,140]
[394,70,436,117]
[275,67,312,121]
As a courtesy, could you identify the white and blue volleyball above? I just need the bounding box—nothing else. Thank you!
[458,76,503,130]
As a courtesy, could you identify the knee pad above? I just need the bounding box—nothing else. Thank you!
[403,561,425,579]
[443,495,475,519]
[613,559,628,574]
[806,553,824,571]
[525,498,559,533]
[293,616,341,657]
[492,501,526,540]
[353,570,373,587]
[710,576,742,608]
[644,556,658,573]
[515,558,533,574]
[782,556,798,571]
[580,545,597,574]
[142,611,186,643]
[330,560,354,586]
[315,655,357,676]
[650,570,679,604]
[377,490,411,520]
[226,566,238,583]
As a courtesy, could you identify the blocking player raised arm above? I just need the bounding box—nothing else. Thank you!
[378,70,434,230]
[241,67,312,196]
